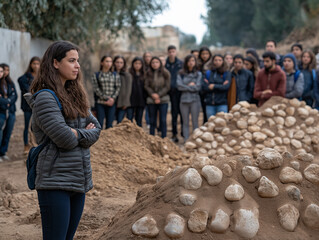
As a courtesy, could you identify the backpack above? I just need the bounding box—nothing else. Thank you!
[26,89,62,190]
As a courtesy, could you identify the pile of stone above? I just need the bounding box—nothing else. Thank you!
[185,97,319,158]
[98,148,319,239]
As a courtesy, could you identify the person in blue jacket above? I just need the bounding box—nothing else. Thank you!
[282,53,304,99]
[202,54,232,118]
[18,56,41,154]
[0,63,17,161]
[300,50,317,107]
[232,54,255,103]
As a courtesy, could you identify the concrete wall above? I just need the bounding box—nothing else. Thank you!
[0,28,51,114]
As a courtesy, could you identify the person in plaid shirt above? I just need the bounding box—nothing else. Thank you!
[91,55,121,129]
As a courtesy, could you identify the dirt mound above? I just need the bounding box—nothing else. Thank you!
[185,97,319,158]
[90,119,189,195]
[95,148,319,239]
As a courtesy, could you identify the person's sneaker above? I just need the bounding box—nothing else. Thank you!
[2,155,10,161]
[171,135,179,143]
[147,124,150,129]
[0,157,3,163]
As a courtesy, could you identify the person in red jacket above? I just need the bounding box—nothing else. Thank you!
[254,52,286,106]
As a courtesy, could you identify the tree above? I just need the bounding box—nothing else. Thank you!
[0,0,167,45]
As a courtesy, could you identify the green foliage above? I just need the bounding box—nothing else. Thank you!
[0,0,167,45]
[180,32,197,50]
[202,0,319,47]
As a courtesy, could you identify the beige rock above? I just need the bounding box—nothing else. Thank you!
[306,127,316,135]
[200,126,208,132]
[208,149,217,158]
[276,110,286,117]
[274,116,285,125]
[239,101,251,108]
[224,113,233,121]
[286,106,295,116]
[256,148,283,169]
[283,138,291,145]
[201,132,214,142]
[203,142,212,150]
[132,215,159,237]
[243,132,253,140]
[207,122,215,132]
[201,165,223,186]
[233,208,259,238]
[223,144,235,154]
[185,141,197,150]
[222,164,233,177]
[248,116,259,125]
[231,130,242,137]
[290,161,300,170]
[198,148,207,154]
[303,204,319,229]
[274,137,283,145]
[237,119,248,129]
[258,176,279,197]
[188,209,209,233]
[239,149,252,155]
[304,164,319,184]
[233,112,241,119]
[297,107,309,119]
[240,140,252,148]
[180,168,202,190]
[289,98,301,108]
[296,149,307,154]
[231,104,241,112]
[195,138,203,146]
[212,141,218,149]
[305,117,315,126]
[217,148,226,155]
[242,166,261,183]
[279,167,303,184]
[274,146,288,153]
[256,144,265,149]
[278,129,287,137]
[192,156,212,169]
[224,183,245,201]
[253,132,267,142]
[221,128,230,136]
[248,125,261,133]
[294,130,305,139]
[179,193,197,206]
[295,153,314,162]
[291,139,302,149]
[262,108,275,117]
[229,139,237,147]
[192,129,204,139]
[302,135,312,146]
[286,185,302,201]
[256,119,266,127]
[286,129,295,139]
[216,135,224,142]
[164,213,185,238]
[210,209,230,233]
[277,204,300,231]
[214,117,227,127]
[264,139,276,148]
[285,116,296,127]
[233,145,242,151]
[267,118,276,127]
[240,108,250,115]
[261,129,275,137]
[311,136,319,144]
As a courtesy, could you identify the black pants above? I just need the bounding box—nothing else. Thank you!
[169,88,183,136]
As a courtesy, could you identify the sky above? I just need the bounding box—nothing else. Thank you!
[146,0,207,44]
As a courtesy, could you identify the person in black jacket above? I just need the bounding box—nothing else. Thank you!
[127,57,146,127]
[165,45,183,142]
[26,41,101,240]
[232,54,255,103]
[18,56,41,154]
[202,54,232,118]
[0,63,17,161]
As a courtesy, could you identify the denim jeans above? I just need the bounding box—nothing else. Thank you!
[148,103,168,138]
[117,108,127,123]
[0,112,15,156]
[127,107,144,127]
[23,111,32,145]
[37,190,85,240]
[206,105,228,119]
[180,101,200,141]
[96,103,116,129]
[144,106,150,125]
[0,113,6,149]
[169,89,182,136]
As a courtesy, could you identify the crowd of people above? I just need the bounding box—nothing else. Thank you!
[90,40,319,143]
[0,40,319,162]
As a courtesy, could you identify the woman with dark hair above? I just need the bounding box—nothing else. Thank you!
[202,54,232,118]
[177,54,201,141]
[0,63,17,161]
[127,57,146,127]
[246,48,263,68]
[198,46,212,123]
[24,41,101,240]
[143,52,152,127]
[18,56,41,154]
[224,52,233,71]
[113,56,132,123]
[91,55,121,129]
[144,56,170,138]
[300,50,317,107]
[244,56,260,105]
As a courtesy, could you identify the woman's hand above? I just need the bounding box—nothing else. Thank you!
[188,82,195,86]
[85,123,96,129]
[208,84,214,90]
[71,128,78,138]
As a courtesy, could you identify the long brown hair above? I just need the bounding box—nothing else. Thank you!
[146,56,170,79]
[25,56,41,74]
[301,50,316,71]
[31,41,89,119]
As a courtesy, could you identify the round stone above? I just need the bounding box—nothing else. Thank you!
[164,213,185,238]
[253,132,267,143]
[286,107,295,115]
[258,176,279,198]
[225,183,245,201]
[303,204,319,229]
[289,98,301,107]
[185,141,197,150]
[179,193,197,206]
[277,204,300,232]
[286,185,302,201]
[279,167,303,184]
[297,107,309,119]
[192,129,203,139]
[242,166,261,183]
[233,208,259,238]
[201,132,214,142]
[132,215,159,237]
[262,108,275,117]
[274,116,285,125]
[256,148,283,170]
[188,209,209,233]
[285,116,296,127]
[214,118,226,127]
[295,153,314,162]
[201,165,223,186]
[210,209,230,233]
[248,116,258,125]
[180,168,202,190]
[237,119,248,129]
[291,139,302,149]
[304,164,319,185]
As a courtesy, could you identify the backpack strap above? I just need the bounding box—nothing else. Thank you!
[312,69,317,82]
[223,72,227,81]
[33,89,62,111]
[294,70,301,83]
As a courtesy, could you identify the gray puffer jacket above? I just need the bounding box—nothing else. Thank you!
[24,91,101,193]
